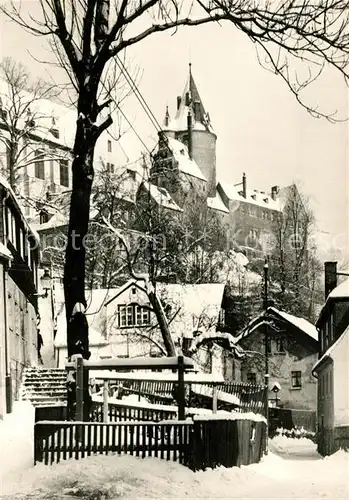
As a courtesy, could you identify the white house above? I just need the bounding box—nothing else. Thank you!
[312,264,349,455]
[46,279,232,378]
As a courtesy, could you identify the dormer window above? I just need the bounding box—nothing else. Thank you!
[180,149,185,155]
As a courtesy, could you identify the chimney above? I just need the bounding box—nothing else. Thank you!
[164,106,170,127]
[187,110,193,159]
[177,96,181,111]
[324,261,337,298]
[242,172,247,198]
[271,185,279,200]
[194,100,200,122]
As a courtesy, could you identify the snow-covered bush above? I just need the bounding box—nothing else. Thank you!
[275,426,316,442]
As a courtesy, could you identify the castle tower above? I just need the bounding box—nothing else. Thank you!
[162,64,217,197]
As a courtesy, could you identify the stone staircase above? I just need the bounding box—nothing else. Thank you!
[21,367,67,407]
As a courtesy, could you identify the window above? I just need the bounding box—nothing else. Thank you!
[107,140,112,152]
[247,372,257,385]
[7,208,16,244]
[276,338,286,353]
[118,304,151,328]
[59,159,69,187]
[35,150,45,179]
[267,338,272,354]
[107,162,114,174]
[249,206,256,217]
[291,370,302,389]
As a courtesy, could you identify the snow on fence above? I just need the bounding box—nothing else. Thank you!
[34,418,267,470]
[105,379,267,416]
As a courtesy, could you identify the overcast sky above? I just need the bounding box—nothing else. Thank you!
[0,3,348,263]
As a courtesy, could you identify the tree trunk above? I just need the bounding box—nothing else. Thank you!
[8,140,18,188]
[64,107,97,420]
[148,289,176,357]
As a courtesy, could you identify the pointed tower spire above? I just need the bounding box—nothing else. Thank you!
[163,105,170,128]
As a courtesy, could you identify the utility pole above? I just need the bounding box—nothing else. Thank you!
[263,257,269,453]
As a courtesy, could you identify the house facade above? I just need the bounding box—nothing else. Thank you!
[0,176,40,418]
[233,306,318,411]
[50,279,232,378]
[312,262,349,455]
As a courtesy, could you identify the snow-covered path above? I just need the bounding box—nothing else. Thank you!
[2,430,348,499]
[1,404,348,499]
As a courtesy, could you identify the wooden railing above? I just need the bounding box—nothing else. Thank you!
[91,400,177,423]
[34,420,193,466]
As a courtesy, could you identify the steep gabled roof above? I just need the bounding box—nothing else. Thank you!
[207,191,230,214]
[236,306,318,344]
[164,66,214,134]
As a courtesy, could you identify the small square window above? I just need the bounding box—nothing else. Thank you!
[291,370,302,389]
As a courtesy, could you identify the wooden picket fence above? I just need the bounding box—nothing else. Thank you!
[34,420,193,466]
[34,418,267,470]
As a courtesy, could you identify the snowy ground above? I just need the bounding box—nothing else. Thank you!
[1,403,349,499]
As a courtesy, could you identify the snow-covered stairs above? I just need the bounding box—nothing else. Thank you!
[21,367,67,407]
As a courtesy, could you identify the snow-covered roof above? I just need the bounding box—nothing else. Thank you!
[32,211,68,232]
[54,325,108,348]
[237,307,318,343]
[0,174,40,243]
[166,137,207,181]
[269,307,318,341]
[207,192,229,213]
[142,181,183,212]
[316,278,349,326]
[49,285,117,348]
[0,76,75,150]
[218,181,281,211]
[156,282,225,337]
[312,324,349,374]
[328,278,349,300]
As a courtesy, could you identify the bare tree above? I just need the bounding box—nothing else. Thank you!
[0,57,69,189]
[2,0,348,413]
[268,184,322,321]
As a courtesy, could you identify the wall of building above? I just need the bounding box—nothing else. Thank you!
[332,331,349,427]
[0,262,7,418]
[6,275,38,400]
[239,332,318,411]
